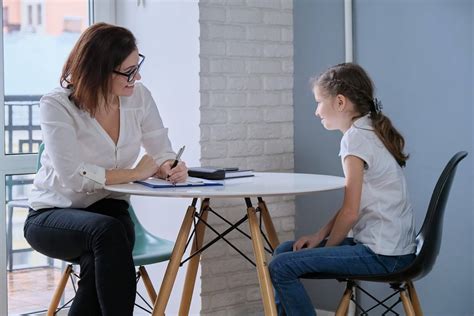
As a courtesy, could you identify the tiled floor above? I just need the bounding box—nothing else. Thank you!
[8,266,76,316]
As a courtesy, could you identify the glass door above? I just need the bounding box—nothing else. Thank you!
[0,1,97,314]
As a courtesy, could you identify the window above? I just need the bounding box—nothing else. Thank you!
[3,0,89,155]
[2,1,91,314]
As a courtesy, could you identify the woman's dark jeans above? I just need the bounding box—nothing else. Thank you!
[24,198,136,316]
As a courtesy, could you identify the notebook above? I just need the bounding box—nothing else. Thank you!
[224,169,254,179]
[135,176,223,188]
[188,167,254,180]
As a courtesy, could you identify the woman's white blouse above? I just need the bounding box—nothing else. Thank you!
[339,115,416,256]
[28,83,176,210]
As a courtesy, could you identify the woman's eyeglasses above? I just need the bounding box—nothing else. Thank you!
[113,54,145,83]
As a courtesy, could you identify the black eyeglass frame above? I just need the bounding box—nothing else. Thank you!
[113,54,145,82]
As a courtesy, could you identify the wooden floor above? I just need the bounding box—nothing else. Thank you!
[8,267,76,316]
[7,267,152,316]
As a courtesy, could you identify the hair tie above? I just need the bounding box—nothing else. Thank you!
[371,98,383,114]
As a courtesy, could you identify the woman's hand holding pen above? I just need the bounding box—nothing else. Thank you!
[157,160,188,183]
[132,154,188,183]
[157,146,187,183]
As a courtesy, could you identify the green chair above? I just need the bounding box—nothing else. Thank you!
[32,144,175,315]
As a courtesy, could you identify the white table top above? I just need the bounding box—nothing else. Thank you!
[104,172,345,198]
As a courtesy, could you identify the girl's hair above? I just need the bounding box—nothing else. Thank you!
[315,62,409,167]
[60,22,137,116]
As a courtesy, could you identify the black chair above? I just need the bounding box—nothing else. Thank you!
[302,151,468,316]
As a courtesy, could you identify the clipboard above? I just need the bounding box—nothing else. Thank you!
[135,176,223,188]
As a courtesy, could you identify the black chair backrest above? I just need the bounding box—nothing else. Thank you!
[411,151,468,280]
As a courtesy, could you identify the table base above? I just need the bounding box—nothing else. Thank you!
[151,197,280,316]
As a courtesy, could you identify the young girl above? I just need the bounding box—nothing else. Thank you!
[269,63,416,315]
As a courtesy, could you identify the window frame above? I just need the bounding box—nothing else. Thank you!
[0,1,116,314]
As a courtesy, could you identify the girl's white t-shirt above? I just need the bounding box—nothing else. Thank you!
[339,115,416,256]
[28,83,176,211]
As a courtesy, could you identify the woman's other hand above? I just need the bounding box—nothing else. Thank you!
[157,160,188,183]
[133,154,159,180]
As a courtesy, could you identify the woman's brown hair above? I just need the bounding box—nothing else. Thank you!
[315,63,409,167]
[60,22,137,116]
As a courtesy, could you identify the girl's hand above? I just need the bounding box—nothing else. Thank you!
[293,233,323,251]
[133,155,160,180]
[156,160,188,183]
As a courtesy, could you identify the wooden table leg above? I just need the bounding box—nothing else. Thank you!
[152,199,197,316]
[246,198,277,316]
[258,197,280,250]
[179,198,210,315]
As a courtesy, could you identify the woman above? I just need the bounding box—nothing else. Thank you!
[24,22,187,316]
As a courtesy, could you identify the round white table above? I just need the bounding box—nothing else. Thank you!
[105,172,345,316]
[105,172,345,198]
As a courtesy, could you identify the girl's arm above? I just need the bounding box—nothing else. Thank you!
[318,209,341,239]
[293,208,341,251]
[325,155,364,247]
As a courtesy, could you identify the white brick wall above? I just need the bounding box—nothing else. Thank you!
[199,0,294,314]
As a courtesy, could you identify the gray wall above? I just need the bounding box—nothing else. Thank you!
[294,0,346,310]
[294,0,473,314]
[471,4,474,314]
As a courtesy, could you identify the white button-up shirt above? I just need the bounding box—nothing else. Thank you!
[29,83,176,210]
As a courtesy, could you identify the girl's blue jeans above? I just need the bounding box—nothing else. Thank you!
[268,238,415,316]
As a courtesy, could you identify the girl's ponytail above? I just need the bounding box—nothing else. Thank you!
[370,112,409,167]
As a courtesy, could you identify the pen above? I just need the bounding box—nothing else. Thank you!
[167,145,185,182]
[171,145,186,170]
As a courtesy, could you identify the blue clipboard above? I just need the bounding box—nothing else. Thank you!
[135,177,223,189]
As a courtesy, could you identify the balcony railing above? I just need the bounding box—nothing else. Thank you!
[4,94,42,201]
[4,95,44,271]
[5,94,42,155]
